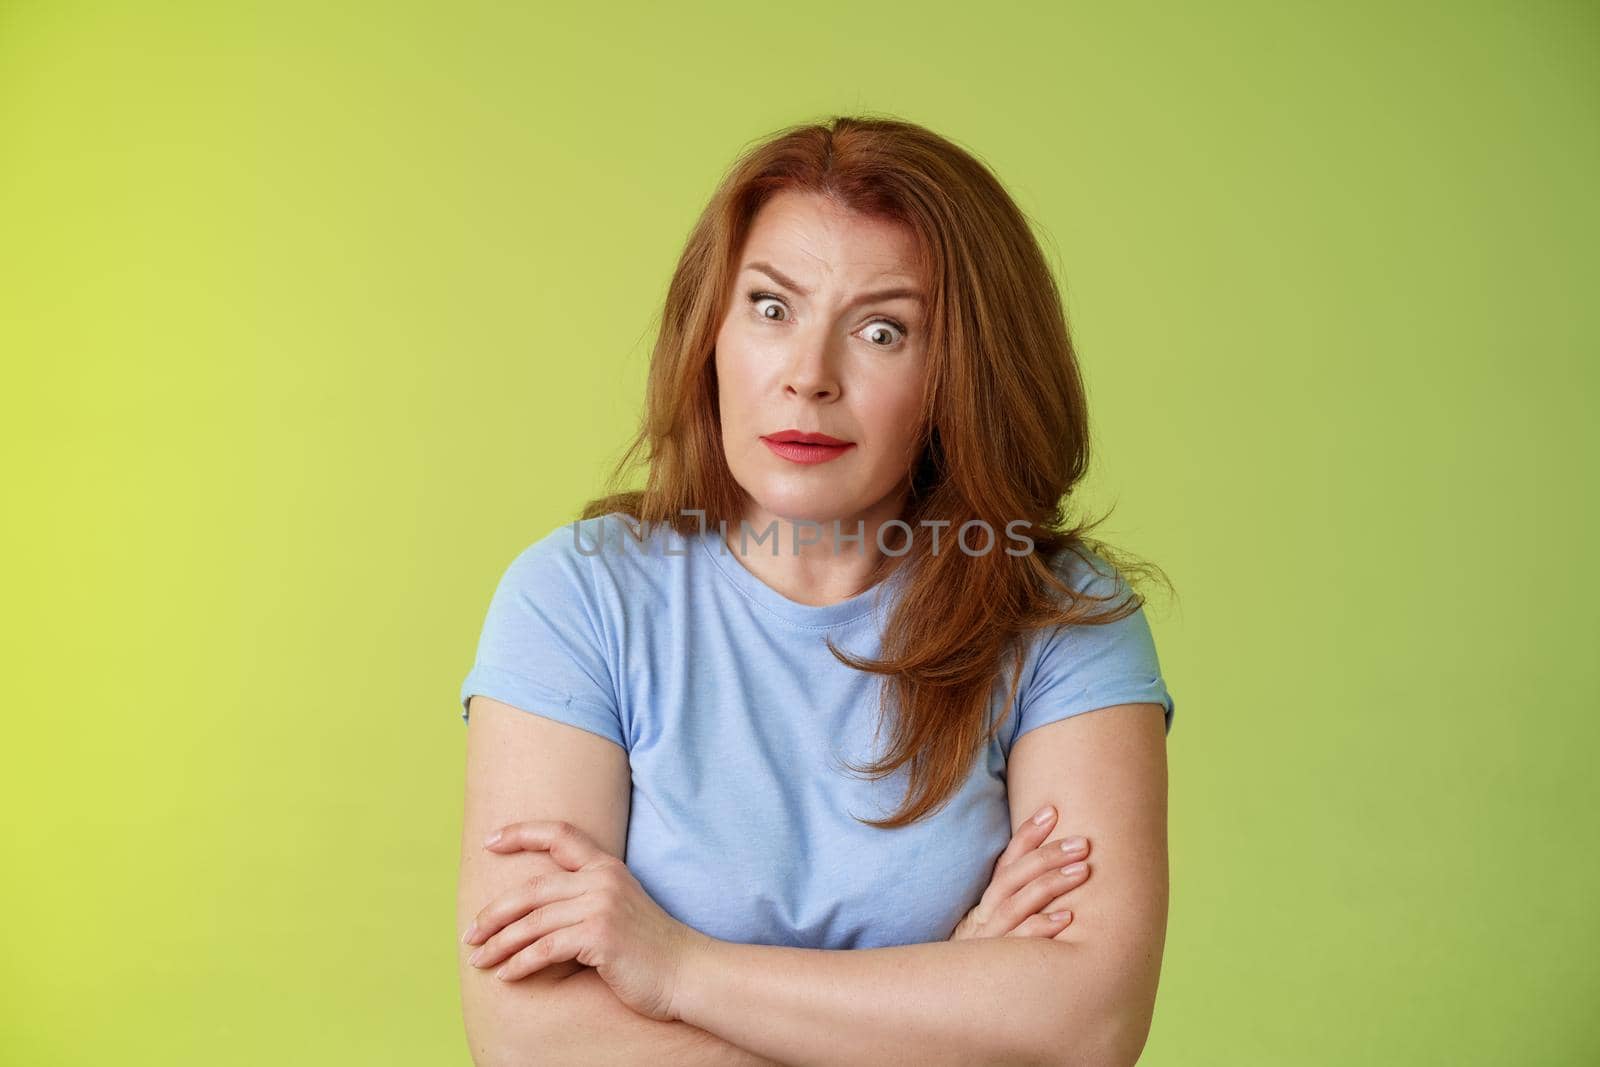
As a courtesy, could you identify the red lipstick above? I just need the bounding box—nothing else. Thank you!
[760,429,855,465]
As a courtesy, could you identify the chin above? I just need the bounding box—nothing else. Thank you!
[741,482,856,527]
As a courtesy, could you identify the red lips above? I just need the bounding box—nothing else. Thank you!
[763,430,852,446]
[760,430,856,466]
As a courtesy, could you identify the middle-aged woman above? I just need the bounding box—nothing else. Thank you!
[455,115,1177,1066]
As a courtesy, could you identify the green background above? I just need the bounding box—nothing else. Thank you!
[3,1,1595,1062]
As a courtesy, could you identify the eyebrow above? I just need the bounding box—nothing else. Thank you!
[742,261,926,306]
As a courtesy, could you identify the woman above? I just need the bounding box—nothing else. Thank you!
[455,115,1176,1066]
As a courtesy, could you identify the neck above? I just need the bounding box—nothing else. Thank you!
[720,493,908,607]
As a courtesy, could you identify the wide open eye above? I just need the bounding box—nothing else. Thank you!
[860,318,908,348]
[748,291,789,321]
[748,289,909,349]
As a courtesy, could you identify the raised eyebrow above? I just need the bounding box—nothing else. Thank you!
[742,261,926,307]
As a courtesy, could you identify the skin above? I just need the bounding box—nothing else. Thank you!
[950,804,1093,941]
[711,187,930,602]
[462,191,1099,1013]
[460,810,1095,997]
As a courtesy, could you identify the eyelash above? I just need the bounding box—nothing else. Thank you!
[746,290,910,348]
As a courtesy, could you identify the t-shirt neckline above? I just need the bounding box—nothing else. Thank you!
[696,524,904,629]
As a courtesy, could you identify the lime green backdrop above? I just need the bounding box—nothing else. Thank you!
[3,1,1595,1063]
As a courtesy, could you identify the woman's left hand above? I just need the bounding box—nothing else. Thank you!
[462,819,712,1022]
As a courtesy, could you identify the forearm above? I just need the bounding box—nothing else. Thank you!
[468,963,780,1066]
[673,935,1107,1067]
[544,968,784,1066]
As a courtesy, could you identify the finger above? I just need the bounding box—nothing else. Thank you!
[485,819,606,872]
[1023,861,1090,913]
[996,806,1058,871]
[1038,888,1076,915]
[469,896,591,970]
[465,868,594,946]
[1016,834,1089,887]
[988,833,1090,905]
[496,920,589,981]
[1005,910,1073,940]
[1053,834,1091,863]
[987,858,1091,934]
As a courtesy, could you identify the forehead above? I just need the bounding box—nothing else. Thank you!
[741,190,924,284]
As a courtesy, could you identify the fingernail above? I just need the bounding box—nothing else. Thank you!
[1049,910,1072,922]
[1032,805,1054,825]
[1060,836,1087,854]
[461,924,478,945]
[468,949,483,966]
[484,830,502,847]
[1061,861,1088,878]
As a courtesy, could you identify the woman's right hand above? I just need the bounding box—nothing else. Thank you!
[948,806,1091,942]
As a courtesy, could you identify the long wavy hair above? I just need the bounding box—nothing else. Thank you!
[581,113,1173,828]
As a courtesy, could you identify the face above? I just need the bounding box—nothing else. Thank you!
[714,189,930,533]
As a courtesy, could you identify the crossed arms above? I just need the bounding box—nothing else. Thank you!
[456,695,1169,1066]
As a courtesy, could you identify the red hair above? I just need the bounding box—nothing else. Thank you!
[583,114,1172,827]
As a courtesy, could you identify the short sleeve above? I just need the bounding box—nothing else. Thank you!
[458,531,627,752]
[1009,550,1176,749]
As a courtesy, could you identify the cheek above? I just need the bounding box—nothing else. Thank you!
[714,336,769,420]
[854,378,926,474]
[860,376,924,435]
[713,327,739,406]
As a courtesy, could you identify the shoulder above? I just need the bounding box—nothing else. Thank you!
[1021,543,1146,687]
[1005,543,1174,748]
[500,512,649,589]
[496,511,694,618]
[1041,542,1135,608]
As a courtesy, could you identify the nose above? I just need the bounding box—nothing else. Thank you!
[782,335,840,402]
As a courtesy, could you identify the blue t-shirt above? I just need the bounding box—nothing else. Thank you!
[459,512,1174,950]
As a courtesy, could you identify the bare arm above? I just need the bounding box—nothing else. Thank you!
[673,935,1098,1067]
[662,701,1171,1067]
[457,696,779,1066]
[483,967,782,1066]
[461,697,1166,1066]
